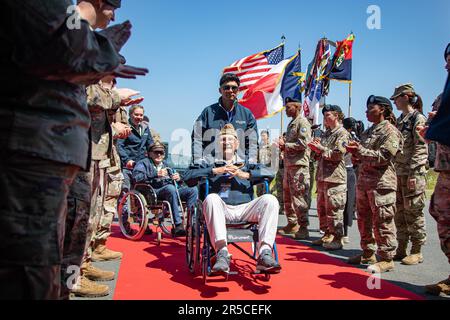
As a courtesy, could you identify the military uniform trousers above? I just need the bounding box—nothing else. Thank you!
[94,168,124,242]
[0,151,78,300]
[395,174,427,247]
[283,165,310,227]
[356,186,398,261]
[272,167,284,214]
[317,182,347,238]
[430,172,450,264]
[60,160,105,299]
[84,161,108,263]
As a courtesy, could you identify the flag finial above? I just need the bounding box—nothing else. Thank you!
[281,35,286,44]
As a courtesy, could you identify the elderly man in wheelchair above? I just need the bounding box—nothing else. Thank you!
[131,142,199,237]
[183,124,281,278]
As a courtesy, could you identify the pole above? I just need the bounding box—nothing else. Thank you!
[348,82,352,117]
[280,111,284,134]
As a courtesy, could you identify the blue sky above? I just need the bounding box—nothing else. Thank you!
[115,0,450,156]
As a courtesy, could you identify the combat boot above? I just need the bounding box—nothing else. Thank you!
[323,237,343,251]
[347,251,377,265]
[71,276,110,298]
[82,262,115,282]
[367,260,395,273]
[393,241,408,261]
[294,226,310,240]
[425,278,450,296]
[312,233,334,246]
[402,244,424,265]
[92,240,123,262]
[279,223,300,236]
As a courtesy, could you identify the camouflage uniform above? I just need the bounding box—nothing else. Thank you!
[395,111,428,251]
[283,115,311,228]
[353,120,403,261]
[316,126,350,239]
[84,84,121,258]
[61,84,121,297]
[0,0,121,300]
[95,107,128,243]
[430,95,450,264]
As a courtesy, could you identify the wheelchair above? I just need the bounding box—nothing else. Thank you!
[186,178,279,283]
[117,182,187,245]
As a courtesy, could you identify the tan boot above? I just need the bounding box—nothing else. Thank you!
[92,240,123,262]
[82,262,115,282]
[425,278,450,296]
[393,241,408,261]
[323,237,343,251]
[312,234,334,246]
[294,226,310,240]
[347,251,377,265]
[367,260,395,273]
[71,276,110,298]
[279,223,300,236]
[402,244,424,265]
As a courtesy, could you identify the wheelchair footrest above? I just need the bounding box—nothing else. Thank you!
[227,229,256,243]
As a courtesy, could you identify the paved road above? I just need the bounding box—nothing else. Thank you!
[75,201,449,300]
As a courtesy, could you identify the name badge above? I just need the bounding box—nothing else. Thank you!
[219,183,232,199]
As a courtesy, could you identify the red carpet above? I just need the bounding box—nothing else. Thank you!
[108,225,423,300]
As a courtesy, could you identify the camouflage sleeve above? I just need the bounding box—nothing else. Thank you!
[322,131,349,162]
[356,131,401,166]
[285,119,311,152]
[86,84,118,111]
[410,114,429,173]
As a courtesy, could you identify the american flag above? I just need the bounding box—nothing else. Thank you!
[223,44,285,93]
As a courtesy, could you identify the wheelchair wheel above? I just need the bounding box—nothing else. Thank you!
[186,201,202,275]
[158,201,174,235]
[118,190,149,240]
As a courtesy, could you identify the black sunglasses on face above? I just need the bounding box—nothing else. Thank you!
[222,85,239,92]
[153,151,165,156]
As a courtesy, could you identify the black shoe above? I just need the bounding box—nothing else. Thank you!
[256,250,281,274]
[145,226,153,235]
[172,224,187,237]
[211,250,231,274]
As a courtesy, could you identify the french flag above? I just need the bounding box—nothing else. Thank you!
[239,52,302,120]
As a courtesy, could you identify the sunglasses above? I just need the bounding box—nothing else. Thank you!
[153,151,165,156]
[222,85,239,92]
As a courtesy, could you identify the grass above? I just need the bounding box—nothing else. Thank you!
[426,170,438,199]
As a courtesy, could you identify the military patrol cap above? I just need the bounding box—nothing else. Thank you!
[285,97,302,104]
[367,95,392,109]
[390,83,416,100]
[322,104,343,115]
[105,0,121,8]
[219,123,238,139]
[148,142,166,153]
[445,43,450,59]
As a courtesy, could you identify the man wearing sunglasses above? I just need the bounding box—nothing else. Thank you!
[132,142,199,237]
[192,73,259,166]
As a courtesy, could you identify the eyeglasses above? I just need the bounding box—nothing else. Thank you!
[153,151,165,156]
[222,85,239,92]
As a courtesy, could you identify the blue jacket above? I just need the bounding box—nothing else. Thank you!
[132,158,174,189]
[427,74,450,146]
[183,160,274,206]
[191,99,259,164]
[118,121,155,167]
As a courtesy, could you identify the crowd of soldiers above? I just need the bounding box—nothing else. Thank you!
[0,0,449,301]
[265,45,450,295]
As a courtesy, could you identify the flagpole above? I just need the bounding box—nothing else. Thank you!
[348,82,352,117]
